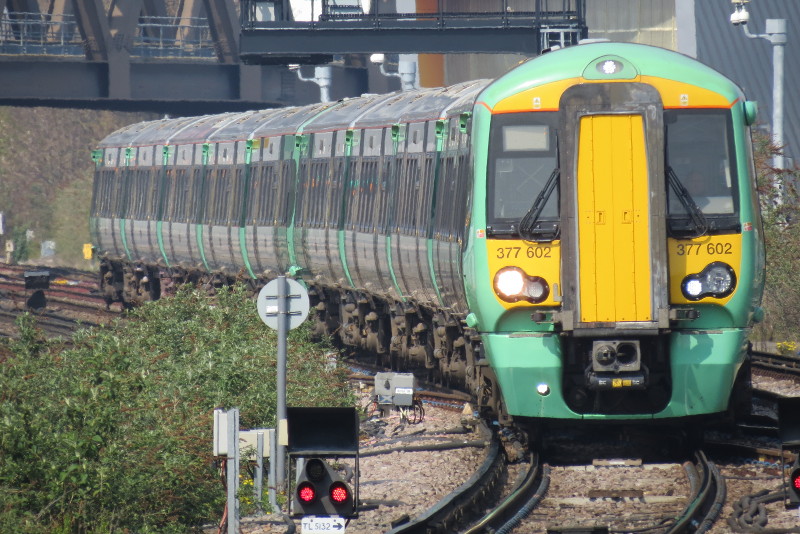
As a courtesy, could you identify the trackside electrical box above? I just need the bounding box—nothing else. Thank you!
[213,408,234,456]
[374,372,416,410]
[239,429,274,459]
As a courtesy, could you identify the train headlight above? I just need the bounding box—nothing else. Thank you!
[681,262,736,301]
[495,268,525,296]
[493,267,550,304]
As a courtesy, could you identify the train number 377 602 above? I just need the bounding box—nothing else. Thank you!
[495,246,552,259]
[675,242,733,256]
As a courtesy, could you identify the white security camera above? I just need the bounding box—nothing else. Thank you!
[730,8,750,26]
[369,53,385,65]
[730,0,750,26]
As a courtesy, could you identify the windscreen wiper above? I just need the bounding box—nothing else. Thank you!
[519,168,559,241]
[666,166,708,237]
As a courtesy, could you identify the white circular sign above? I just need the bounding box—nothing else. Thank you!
[257,278,310,330]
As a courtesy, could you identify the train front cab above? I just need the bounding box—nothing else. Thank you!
[466,45,765,424]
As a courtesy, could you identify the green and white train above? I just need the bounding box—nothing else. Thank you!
[92,42,765,428]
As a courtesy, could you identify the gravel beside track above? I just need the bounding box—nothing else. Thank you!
[203,396,486,534]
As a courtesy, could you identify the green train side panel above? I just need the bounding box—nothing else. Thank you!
[462,102,492,328]
[486,329,747,420]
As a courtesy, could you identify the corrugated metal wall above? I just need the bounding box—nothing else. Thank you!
[435,0,580,83]
[435,0,796,163]
[586,0,676,49]
[694,0,798,163]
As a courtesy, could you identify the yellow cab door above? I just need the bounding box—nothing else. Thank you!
[577,114,651,323]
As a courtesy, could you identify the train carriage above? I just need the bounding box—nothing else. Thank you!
[91,42,765,428]
[467,43,764,422]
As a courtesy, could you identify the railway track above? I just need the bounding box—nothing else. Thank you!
[342,343,800,533]
[0,307,103,339]
[0,263,119,339]
[4,263,800,533]
[374,441,729,533]
[385,425,506,534]
[752,350,800,381]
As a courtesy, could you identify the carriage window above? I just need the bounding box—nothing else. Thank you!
[487,112,559,236]
[666,110,737,217]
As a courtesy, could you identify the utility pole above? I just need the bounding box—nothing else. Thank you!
[730,1,787,170]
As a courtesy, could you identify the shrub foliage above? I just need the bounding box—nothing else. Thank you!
[752,131,800,342]
[0,284,354,533]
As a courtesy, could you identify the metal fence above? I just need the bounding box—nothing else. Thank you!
[241,0,586,27]
[0,10,217,59]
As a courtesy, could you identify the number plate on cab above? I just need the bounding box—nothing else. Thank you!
[301,516,346,533]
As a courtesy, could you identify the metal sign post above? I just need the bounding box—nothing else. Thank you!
[226,409,240,534]
[257,276,309,491]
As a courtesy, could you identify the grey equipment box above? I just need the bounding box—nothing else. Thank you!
[374,372,416,408]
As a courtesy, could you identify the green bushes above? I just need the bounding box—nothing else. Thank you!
[0,284,354,533]
[751,131,800,343]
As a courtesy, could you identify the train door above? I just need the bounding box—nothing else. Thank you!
[576,114,651,323]
[559,83,669,331]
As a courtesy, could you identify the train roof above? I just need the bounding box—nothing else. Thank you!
[97,42,745,151]
[298,80,489,133]
[478,41,746,109]
[97,80,489,149]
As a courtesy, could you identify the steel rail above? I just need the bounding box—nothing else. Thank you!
[752,350,800,377]
[666,451,726,534]
[461,452,549,534]
[385,425,504,534]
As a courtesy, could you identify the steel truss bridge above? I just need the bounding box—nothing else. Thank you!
[0,0,586,113]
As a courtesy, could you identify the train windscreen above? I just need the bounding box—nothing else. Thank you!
[487,112,559,239]
[666,109,740,236]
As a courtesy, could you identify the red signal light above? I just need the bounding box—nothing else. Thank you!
[789,466,800,508]
[330,482,349,503]
[297,482,316,503]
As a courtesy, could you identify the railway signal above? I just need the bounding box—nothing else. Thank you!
[788,456,800,508]
[287,407,359,521]
[293,457,355,517]
[779,398,800,508]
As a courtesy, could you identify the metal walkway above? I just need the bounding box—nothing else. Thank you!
[0,0,587,112]
[240,0,587,60]
[0,0,325,112]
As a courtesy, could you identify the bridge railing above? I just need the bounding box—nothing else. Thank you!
[134,16,216,59]
[0,11,217,60]
[0,11,83,56]
[241,0,586,29]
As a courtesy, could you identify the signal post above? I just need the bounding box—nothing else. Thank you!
[257,278,358,531]
[778,398,800,508]
[287,407,359,532]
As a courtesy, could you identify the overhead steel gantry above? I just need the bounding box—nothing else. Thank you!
[239,0,588,61]
[0,0,350,112]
